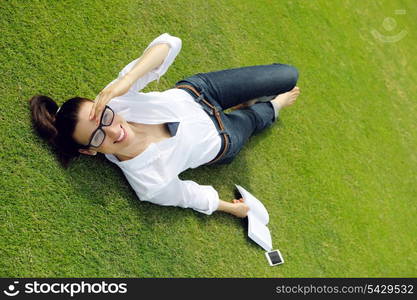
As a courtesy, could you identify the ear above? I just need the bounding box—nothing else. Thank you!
[78,149,97,156]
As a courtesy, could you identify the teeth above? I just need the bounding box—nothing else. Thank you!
[116,127,125,142]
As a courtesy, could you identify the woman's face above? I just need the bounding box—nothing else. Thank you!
[73,101,135,155]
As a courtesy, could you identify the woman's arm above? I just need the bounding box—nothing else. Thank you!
[122,43,170,88]
[131,176,249,218]
[216,199,249,218]
[89,43,171,122]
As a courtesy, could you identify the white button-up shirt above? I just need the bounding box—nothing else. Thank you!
[104,33,222,215]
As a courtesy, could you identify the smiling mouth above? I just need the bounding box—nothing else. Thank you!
[114,125,127,143]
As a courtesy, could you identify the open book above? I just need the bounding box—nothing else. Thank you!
[235,185,272,251]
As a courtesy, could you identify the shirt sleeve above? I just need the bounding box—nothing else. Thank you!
[138,176,220,215]
[105,33,182,92]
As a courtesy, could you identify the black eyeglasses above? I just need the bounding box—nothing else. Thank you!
[81,105,115,149]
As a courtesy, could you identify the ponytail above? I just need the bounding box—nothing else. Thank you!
[29,95,92,168]
[29,95,59,142]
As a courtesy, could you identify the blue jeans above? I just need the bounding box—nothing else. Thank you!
[175,63,299,165]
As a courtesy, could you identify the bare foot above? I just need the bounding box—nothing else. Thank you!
[271,86,300,110]
[232,87,300,111]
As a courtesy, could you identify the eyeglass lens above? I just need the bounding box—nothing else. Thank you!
[91,130,105,147]
[101,109,113,126]
[90,107,114,147]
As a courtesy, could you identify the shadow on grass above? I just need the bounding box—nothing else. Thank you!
[58,117,282,245]
[62,153,204,237]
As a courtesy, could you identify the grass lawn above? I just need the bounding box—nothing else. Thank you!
[0,0,416,277]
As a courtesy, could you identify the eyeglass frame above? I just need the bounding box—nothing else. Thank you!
[79,105,115,149]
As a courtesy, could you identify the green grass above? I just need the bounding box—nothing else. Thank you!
[0,0,416,277]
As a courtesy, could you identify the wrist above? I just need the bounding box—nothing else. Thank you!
[216,200,236,215]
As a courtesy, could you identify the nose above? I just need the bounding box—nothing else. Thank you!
[104,123,120,141]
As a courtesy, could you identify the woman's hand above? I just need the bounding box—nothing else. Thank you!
[232,198,250,218]
[216,198,249,218]
[89,76,133,124]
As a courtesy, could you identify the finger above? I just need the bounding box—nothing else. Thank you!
[90,95,101,120]
[94,99,106,125]
[95,93,110,125]
[89,106,94,121]
[94,106,102,125]
[89,101,96,120]
[89,104,97,121]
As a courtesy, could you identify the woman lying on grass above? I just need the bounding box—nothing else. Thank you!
[29,33,300,218]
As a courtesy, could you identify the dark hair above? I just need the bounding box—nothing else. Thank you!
[29,95,93,168]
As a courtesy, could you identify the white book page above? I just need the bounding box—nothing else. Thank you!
[248,217,272,251]
[235,185,269,225]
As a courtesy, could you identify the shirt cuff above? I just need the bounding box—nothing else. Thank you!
[194,185,220,215]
